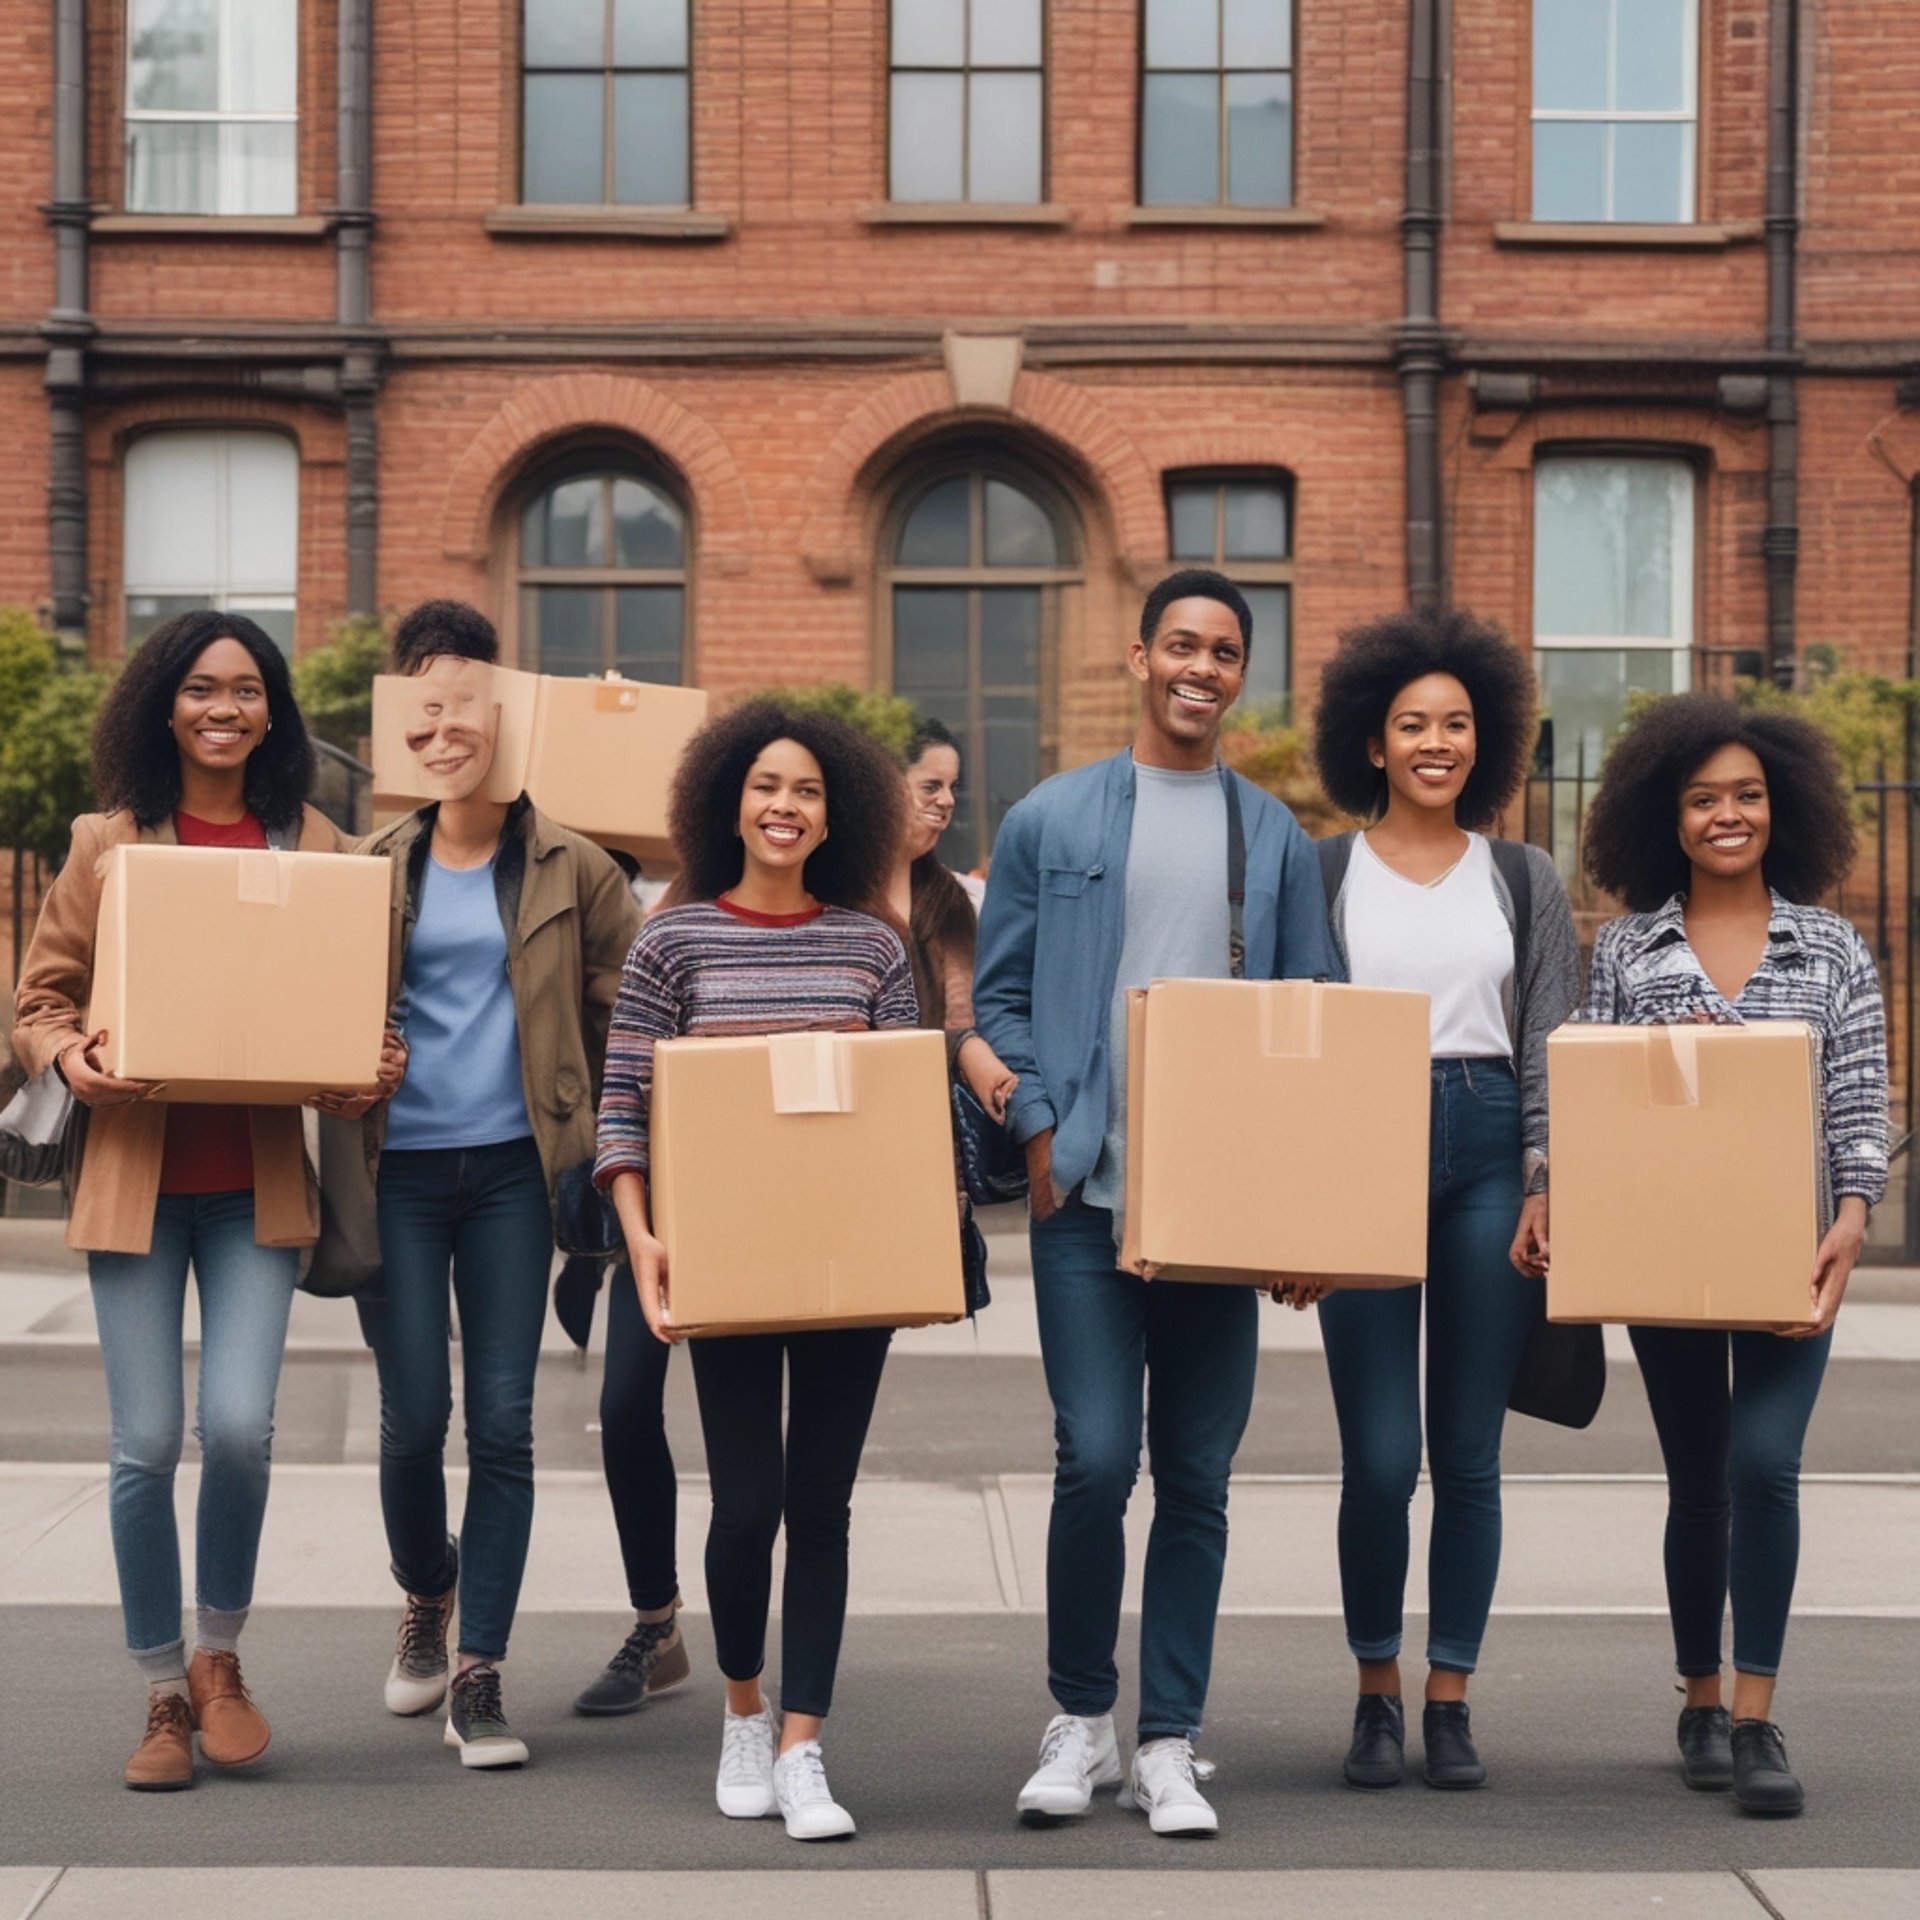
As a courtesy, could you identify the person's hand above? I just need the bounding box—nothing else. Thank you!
[57,1032,160,1109]
[1268,1275,1331,1312]
[1024,1127,1058,1223]
[629,1228,677,1344]
[308,1031,408,1119]
[1786,1198,1868,1339]
[957,1034,1018,1122]
[1510,1193,1550,1278]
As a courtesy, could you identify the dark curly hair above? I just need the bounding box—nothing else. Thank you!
[669,698,907,912]
[1582,694,1855,911]
[390,598,499,674]
[1313,607,1538,829]
[1141,567,1253,650]
[91,610,315,833]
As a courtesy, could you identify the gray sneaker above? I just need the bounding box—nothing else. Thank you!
[443,1663,529,1770]
[384,1581,456,1716]
[574,1612,690,1716]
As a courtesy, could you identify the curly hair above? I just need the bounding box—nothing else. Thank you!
[1582,694,1855,911]
[1140,568,1253,650]
[91,611,316,833]
[390,598,498,674]
[1312,606,1538,829]
[669,698,907,912]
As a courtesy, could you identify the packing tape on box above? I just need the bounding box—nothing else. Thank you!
[766,1032,854,1114]
[235,851,294,907]
[1255,983,1325,1059]
[593,682,642,713]
[1646,1026,1703,1107]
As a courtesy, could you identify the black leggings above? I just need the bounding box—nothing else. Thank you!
[689,1325,892,1719]
[600,1263,679,1612]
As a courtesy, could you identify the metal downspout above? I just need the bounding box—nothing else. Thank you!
[1764,0,1801,686]
[338,0,379,617]
[45,0,93,636]
[1399,0,1444,609]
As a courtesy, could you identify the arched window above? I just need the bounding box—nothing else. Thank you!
[516,461,687,682]
[887,457,1078,868]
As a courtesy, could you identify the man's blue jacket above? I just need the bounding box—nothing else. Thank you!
[973,749,1342,1199]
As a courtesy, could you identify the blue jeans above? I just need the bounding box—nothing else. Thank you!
[1030,1199,1258,1742]
[1629,1323,1832,1678]
[89,1192,299,1657]
[360,1137,552,1661]
[1317,1058,1536,1674]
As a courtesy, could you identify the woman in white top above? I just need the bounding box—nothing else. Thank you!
[1308,609,1580,1793]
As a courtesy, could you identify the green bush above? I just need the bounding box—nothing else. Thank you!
[291,612,386,754]
[747,682,921,758]
[1220,711,1344,837]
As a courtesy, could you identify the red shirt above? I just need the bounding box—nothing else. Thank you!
[157,810,270,1196]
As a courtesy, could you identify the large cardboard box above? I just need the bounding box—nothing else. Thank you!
[88,844,391,1103]
[1548,1022,1820,1330]
[1120,978,1430,1289]
[650,1028,964,1336]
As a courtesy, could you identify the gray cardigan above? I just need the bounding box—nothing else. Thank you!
[1323,833,1581,1195]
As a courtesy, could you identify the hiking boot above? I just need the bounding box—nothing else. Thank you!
[187,1648,270,1767]
[443,1663,529,1770]
[385,1582,456,1716]
[574,1609,688,1716]
[124,1692,195,1792]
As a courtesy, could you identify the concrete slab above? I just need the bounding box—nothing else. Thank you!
[0,1870,60,1920]
[1754,1869,1920,1918]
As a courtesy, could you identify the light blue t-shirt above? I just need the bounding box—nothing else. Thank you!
[384,856,533,1152]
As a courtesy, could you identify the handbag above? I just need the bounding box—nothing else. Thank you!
[0,1043,87,1194]
[951,1077,1028,1208]
[301,1112,384,1299]
[959,1202,991,1317]
[1506,1305,1607,1429]
[554,1157,624,1260]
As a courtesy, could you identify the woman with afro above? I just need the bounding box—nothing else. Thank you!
[1580,694,1886,1816]
[1309,607,1580,1793]
[594,699,918,1842]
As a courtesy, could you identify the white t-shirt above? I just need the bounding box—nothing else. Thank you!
[1343,830,1513,1059]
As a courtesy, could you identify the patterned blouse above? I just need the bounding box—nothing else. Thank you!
[1581,890,1889,1208]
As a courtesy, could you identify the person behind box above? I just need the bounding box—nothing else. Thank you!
[1309,609,1581,1791]
[351,600,643,1771]
[973,568,1337,1836]
[12,610,402,1793]
[1577,693,1887,1817]
[595,700,918,1842]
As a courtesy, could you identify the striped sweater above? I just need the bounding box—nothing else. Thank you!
[593,900,920,1188]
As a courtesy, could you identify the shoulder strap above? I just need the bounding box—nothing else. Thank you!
[1490,837,1532,1008]
[1317,831,1353,915]
[1224,773,1247,979]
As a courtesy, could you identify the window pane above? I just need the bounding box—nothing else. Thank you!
[893,0,964,67]
[1536,646,1682,777]
[1238,583,1290,709]
[1612,120,1689,223]
[1532,120,1607,221]
[1145,0,1219,68]
[893,587,969,696]
[525,475,609,569]
[968,72,1042,202]
[228,602,297,654]
[1225,71,1291,207]
[1534,460,1689,641]
[613,586,684,682]
[528,586,606,675]
[984,479,1058,567]
[972,0,1042,66]
[1168,485,1217,560]
[890,73,965,201]
[526,0,607,68]
[125,434,221,591]
[980,588,1041,686]
[128,0,218,111]
[1222,482,1288,560]
[1616,0,1690,112]
[897,478,971,566]
[223,121,297,216]
[126,120,219,215]
[613,72,689,203]
[983,692,1040,853]
[523,74,606,202]
[611,477,685,567]
[222,434,300,592]
[1142,73,1220,204]
[230,0,298,111]
[1532,0,1609,113]
[127,593,214,648]
[614,0,689,67]
[1224,0,1291,69]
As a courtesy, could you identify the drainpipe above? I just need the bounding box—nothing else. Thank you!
[44,0,93,636]
[337,0,379,617]
[1763,0,1800,687]
[1398,0,1444,609]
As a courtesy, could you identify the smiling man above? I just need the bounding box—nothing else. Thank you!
[974,568,1337,1837]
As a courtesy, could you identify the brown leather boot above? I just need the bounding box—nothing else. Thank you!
[125,1691,195,1791]
[187,1648,271,1767]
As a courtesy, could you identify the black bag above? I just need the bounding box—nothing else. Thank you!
[554,1157,624,1260]
[301,1113,383,1299]
[951,1078,1028,1208]
[959,1202,991,1316]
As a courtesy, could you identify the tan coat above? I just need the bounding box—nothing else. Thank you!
[12,806,347,1255]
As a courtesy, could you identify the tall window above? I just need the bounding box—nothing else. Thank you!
[125,0,299,215]
[123,431,299,650]
[521,0,690,206]
[518,465,687,681]
[1141,0,1293,208]
[1532,0,1697,222]
[1166,474,1293,710]
[889,462,1076,866]
[889,0,1043,204]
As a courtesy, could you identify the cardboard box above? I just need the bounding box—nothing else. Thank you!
[1120,978,1430,1289]
[1547,1022,1820,1331]
[650,1028,964,1336]
[371,662,707,863]
[88,844,391,1104]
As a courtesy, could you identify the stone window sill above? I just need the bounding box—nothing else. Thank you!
[1493,219,1763,249]
[859,202,1070,228]
[91,214,334,238]
[484,206,732,240]
[1124,205,1327,229]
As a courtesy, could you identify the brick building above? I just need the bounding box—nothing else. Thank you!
[1,2,1917,869]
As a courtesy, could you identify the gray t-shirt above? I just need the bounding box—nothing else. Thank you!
[1083,761,1231,1231]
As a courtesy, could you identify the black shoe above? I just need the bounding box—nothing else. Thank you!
[1732,1718,1804,1816]
[1343,1693,1405,1788]
[573,1612,686,1716]
[1677,1705,1734,1790]
[1422,1701,1487,1789]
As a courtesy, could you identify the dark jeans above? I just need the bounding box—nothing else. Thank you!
[361,1137,553,1662]
[1317,1059,1537,1674]
[601,1260,679,1612]
[689,1325,892,1719]
[1629,1323,1832,1678]
[1029,1199,1258,1742]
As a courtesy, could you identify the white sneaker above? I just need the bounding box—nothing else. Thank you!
[1120,1736,1219,1836]
[772,1739,857,1840]
[715,1705,777,1818]
[1016,1712,1123,1822]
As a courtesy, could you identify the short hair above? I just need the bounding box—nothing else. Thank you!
[91,610,316,833]
[1140,568,1253,651]
[668,698,907,912]
[390,599,499,675]
[904,714,963,772]
[1582,694,1856,911]
[1312,606,1538,830]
